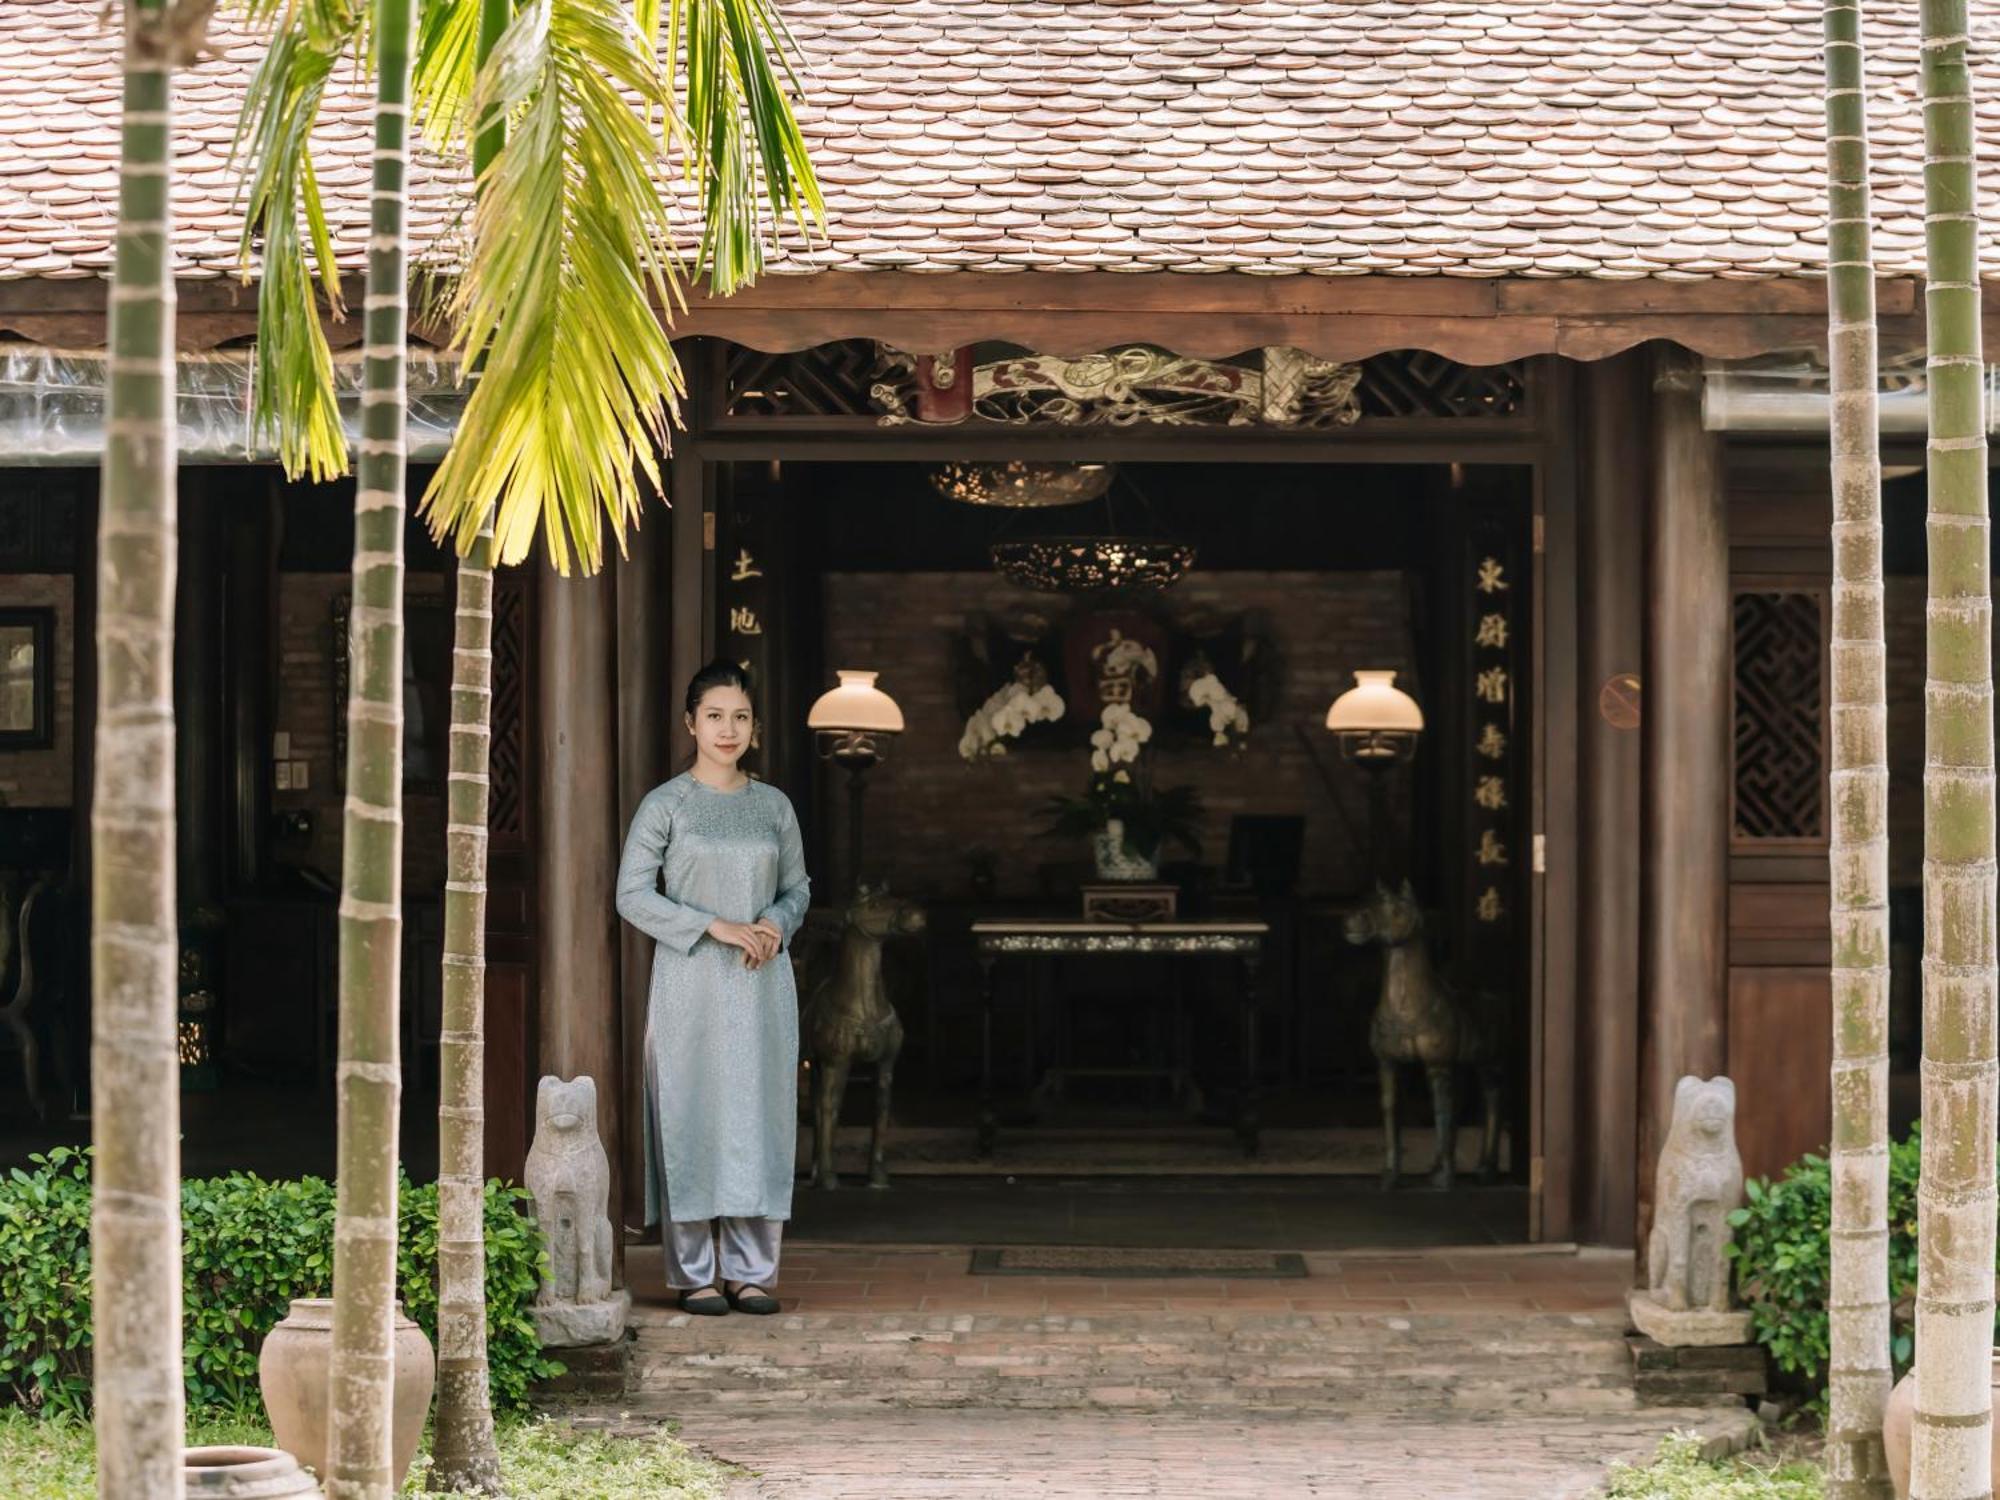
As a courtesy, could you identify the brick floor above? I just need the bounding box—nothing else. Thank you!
[681,1408,1751,1499]
[623,1242,1753,1496]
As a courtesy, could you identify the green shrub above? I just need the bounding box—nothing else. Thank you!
[1727,1124,1974,1406]
[0,1149,561,1419]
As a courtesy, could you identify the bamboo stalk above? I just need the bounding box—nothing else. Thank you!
[1823,2,1893,1495]
[91,2,197,1495]
[1911,1,1997,1496]
[326,0,413,1493]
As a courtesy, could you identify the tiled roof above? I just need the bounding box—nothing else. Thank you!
[1,0,1996,283]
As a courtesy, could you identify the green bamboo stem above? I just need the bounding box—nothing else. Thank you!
[1911,1,1997,1497]
[427,5,510,1489]
[428,511,502,1495]
[327,0,413,1493]
[92,2,188,1495]
[1823,3,1893,1496]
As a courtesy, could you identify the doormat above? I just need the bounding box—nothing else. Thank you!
[969,1247,1308,1279]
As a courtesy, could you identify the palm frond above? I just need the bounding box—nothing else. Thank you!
[413,0,486,151]
[668,0,825,293]
[231,0,370,481]
[421,0,686,574]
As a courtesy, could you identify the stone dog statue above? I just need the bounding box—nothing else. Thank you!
[796,885,927,1191]
[1629,1074,1751,1346]
[1646,1075,1743,1311]
[523,1074,630,1347]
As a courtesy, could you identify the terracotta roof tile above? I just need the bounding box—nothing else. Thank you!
[3,0,1998,283]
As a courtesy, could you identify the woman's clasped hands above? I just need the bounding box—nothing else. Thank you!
[708,917,786,970]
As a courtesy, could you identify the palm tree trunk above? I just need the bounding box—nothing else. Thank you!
[93,3,199,1494]
[1823,3,1892,1496]
[1911,1,1997,1497]
[428,515,502,1494]
[327,0,413,1494]
[427,5,510,1489]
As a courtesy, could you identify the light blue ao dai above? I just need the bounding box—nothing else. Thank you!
[615,773,811,1225]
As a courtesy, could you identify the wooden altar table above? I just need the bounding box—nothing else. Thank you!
[968,919,1271,1157]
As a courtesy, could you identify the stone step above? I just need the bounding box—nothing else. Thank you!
[628,1381,1641,1415]
[629,1308,1644,1415]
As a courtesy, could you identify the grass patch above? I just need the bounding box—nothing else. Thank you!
[1604,1436,1823,1500]
[0,1408,736,1500]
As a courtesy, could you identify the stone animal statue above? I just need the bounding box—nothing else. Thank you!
[1343,880,1503,1190]
[1646,1075,1743,1313]
[523,1075,616,1323]
[797,885,927,1190]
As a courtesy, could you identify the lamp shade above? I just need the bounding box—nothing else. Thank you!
[1325,670,1424,734]
[808,670,905,734]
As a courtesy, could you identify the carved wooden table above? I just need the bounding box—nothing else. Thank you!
[969,919,1271,1158]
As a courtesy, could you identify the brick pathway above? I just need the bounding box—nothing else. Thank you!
[624,1243,1753,1497]
[682,1408,1747,1499]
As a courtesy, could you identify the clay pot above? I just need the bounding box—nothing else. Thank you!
[1882,1352,2000,1499]
[257,1298,436,1491]
[183,1446,324,1498]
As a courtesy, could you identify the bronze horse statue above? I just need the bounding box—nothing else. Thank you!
[1343,881,1503,1190]
[797,885,927,1190]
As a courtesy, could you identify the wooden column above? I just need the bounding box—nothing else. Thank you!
[534,564,623,1233]
[174,487,223,911]
[481,572,537,1185]
[1575,349,1648,1247]
[1531,356,1581,1245]
[1638,344,1731,1247]
[223,483,278,891]
[667,340,716,773]
[614,516,670,1248]
[69,480,98,1111]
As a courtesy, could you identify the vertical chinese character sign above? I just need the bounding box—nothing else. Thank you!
[1464,522,1524,977]
[718,473,774,764]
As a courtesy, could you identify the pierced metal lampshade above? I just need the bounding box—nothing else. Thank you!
[990,537,1198,593]
[931,461,1114,508]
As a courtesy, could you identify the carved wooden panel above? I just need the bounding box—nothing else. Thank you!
[1732,588,1826,844]
[718,341,1530,424]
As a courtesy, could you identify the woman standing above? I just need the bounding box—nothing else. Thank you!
[616,661,811,1315]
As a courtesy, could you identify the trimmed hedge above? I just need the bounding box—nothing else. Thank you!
[0,1148,560,1419]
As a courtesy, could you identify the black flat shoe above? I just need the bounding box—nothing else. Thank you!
[678,1287,729,1316]
[726,1283,780,1315]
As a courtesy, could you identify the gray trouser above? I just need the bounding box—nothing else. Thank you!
[665,1216,783,1290]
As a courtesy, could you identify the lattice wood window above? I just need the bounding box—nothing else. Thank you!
[723,341,886,417]
[1732,588,1828,844]
[489,577,527,839]
[1354,352,1528,419]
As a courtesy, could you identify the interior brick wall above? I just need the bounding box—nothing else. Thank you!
[0,574,74,808]
[819,570,1417,902]
[273,572,448,895]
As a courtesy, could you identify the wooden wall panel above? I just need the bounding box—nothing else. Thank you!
[1725,461,1832,1186]
[1726,968,1833,1184]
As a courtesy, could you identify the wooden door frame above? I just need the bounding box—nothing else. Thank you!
[662,339,1584,1241]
